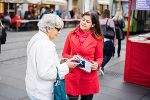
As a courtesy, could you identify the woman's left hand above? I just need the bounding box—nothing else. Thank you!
[91,61,98,70]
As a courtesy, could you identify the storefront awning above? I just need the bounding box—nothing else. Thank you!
[98,0,110,5]
[26,0,41,4]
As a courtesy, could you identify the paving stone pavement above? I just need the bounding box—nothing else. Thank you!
[0,28,149,100]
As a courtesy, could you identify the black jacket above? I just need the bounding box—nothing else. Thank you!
[0,28,7,44]
[114,19,125,40]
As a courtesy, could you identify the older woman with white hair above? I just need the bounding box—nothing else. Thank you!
[25,14,79,100]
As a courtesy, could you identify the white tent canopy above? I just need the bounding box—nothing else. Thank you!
[98,0,110,5]
[1,0,24,3]
[26,0,41,4]
[0,0,67,5]
[26,0,67,5]
[0,0,40,3]
[42,0,67,5]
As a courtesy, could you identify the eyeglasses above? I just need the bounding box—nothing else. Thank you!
[55,27,61,32]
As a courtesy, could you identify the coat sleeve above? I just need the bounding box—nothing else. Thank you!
[95,39,103,69]
[57,63,69,79]
[62,32,74,58]
[36,41,68,81]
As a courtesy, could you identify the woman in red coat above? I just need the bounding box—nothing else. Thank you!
[62,11,104,100]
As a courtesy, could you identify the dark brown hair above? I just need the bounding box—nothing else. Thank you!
[82,11,103,39]
[102,9,110,18]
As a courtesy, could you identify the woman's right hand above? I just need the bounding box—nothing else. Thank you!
[65,55,80,68]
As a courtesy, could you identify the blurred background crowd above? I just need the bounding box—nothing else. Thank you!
[0,0,129,31]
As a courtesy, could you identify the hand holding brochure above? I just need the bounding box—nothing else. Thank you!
[72,56,92,72]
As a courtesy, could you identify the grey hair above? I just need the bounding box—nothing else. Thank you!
[37,14,64,33]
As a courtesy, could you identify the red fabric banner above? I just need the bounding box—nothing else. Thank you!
[124,41,150,87]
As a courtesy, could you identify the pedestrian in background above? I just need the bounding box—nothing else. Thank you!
[113,8,125,57]
[74,8,82,19]
[99,9,116,75]
[24,5,35,20]
[62,11,103,100]
[25,14,79,100]
[10,14,21,31]
[0,20,7,53]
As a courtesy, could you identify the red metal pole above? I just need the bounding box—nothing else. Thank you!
[124,0,133,82]
[126,0,132,41]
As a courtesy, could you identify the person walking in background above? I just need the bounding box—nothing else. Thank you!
[0,20,7,53]
[62,11,103,100]
[10,14,21,31]
[40,7,46,19]
[113,7,125,57]
[4,13,11,23]
[4,13,11,30]
[99,9,116,75]
[74,8,82,19]
[24,5,35,20]
[25,14,79,100]
[69,9,75,18]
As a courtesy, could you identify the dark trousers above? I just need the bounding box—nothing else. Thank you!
[0,42,1,53]
[101,40,113,69]
[117,39,121,56]
[68,94,93,100]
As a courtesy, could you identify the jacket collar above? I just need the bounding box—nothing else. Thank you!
[38,30,56,47]
[72,27,95,50]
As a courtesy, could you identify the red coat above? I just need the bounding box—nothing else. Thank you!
[62,28,103,96]
[11,16,21,27]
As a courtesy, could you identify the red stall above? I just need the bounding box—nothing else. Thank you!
[124,0,150,87]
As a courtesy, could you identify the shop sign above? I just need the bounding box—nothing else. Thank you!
[136,0,150,10]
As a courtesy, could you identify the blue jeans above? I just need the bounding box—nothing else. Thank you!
[101,40,113,69]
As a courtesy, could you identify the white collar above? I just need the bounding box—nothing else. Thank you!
[38,30,56,47]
